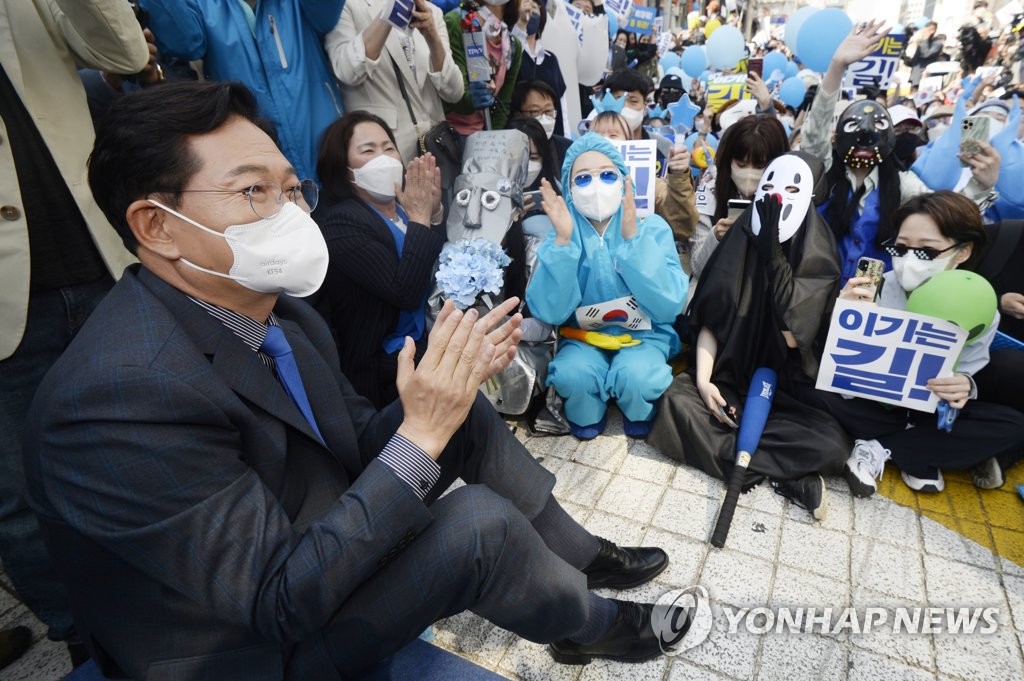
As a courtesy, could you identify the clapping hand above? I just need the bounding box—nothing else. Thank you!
[396,298,523,459]
[397,153,442,225]
[540,178,573,245]
[620,176,638,241]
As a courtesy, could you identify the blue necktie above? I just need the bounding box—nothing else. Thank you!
[260,325,324,443]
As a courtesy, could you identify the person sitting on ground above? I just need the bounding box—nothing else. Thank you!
[24,81,694,679]
[650,151,849,521]
[527,133,687,440]
[798,191,1024,496]
[312,112,447,408]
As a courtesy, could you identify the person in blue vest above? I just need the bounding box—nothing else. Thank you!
[526,134,687,439]
[800,20,1000,285]
[141,0,344,183]
[312,112,446,408]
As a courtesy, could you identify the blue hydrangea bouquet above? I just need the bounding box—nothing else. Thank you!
[435,238,511,310]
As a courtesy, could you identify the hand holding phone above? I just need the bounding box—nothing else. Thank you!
[727,199,751,221]
[747,58,763,78]
[960,115,992,166]
[854,257,885,301]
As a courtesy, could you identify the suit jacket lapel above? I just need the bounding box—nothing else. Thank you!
[136,268,328,447]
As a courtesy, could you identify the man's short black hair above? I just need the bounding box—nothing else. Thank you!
[88,81,275,254]
[603,68,654,98]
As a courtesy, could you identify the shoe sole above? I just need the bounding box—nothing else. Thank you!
[812,481,828,522]
[547,645,665,665]
[843,465,877,498]
[586,557,670,590]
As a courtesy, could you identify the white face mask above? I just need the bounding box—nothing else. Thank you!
[525,160,543,187]
[537,114,556,139]
[892,251,957,292]
[351,154,405,202]
[730,164,763,199]
[620,105,645,132]
[150,200,329,298]
[750,154,814,243]
[571,175,623,223]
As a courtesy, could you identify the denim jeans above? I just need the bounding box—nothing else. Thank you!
[0,276,112,640]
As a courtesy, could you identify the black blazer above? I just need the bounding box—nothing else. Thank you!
[315,198,446,407]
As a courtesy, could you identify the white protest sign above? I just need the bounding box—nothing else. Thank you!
[613,139,657,218]
[815,300,968,413]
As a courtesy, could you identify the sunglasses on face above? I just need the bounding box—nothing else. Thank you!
[572,169,620,188]
[883,241,962,261]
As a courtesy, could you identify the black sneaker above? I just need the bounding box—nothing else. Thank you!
[772,474,828,521]
[0,626,31,671]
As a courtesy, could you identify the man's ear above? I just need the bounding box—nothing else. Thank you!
[126,199,181,259]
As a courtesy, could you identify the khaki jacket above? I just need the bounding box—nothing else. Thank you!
[0,0,148,359]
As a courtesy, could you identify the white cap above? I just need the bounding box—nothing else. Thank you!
[888,104,923,128]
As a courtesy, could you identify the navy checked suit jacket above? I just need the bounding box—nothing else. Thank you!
[24,265,438,680]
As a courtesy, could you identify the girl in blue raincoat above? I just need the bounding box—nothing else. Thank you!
[526,134,687,439]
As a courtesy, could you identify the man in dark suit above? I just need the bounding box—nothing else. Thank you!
[24,81,693,680]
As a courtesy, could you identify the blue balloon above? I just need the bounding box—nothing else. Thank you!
[681,46,708,79]
[607,12,618,40]
[785,6,820,47]
[780,76,807,108]
[659,52,681,73]
[706,25,745,70]
[796,8,853,73]
[784,60,798,78]
[763,51,787,80]
[700,70,713,84]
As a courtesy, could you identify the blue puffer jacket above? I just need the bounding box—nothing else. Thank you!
[142,0,344,183]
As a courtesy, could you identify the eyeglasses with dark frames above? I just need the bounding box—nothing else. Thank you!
[156,180,319,219]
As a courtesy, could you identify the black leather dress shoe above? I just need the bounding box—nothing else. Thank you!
[548,600,692,664]
[582,537,668,589]
[0,626,31,671]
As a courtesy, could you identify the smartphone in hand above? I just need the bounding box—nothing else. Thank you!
[747,58,763,78]
[960,115,991,166]
[855,256,885,302]
[727,199,752,221]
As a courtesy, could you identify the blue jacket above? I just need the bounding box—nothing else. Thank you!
[142,0,344,182]
[527,134,687,357]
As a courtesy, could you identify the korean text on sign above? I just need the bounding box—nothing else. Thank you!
[842,33,907,91]
[706,74,750,112]
[613,139,657,218]
[626,6,657,36]
[815,300,967,413]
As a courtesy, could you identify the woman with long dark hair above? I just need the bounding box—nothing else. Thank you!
[689,115,791,279]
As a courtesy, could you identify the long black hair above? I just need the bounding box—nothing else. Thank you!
[823,149,903,247]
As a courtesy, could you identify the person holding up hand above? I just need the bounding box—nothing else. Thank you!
[25,81,693,679]
[526,134,687,439]
[326,0,465,163]
[312,112,447,408]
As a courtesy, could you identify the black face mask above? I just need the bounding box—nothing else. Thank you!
[660,88,683,106]
[836,100,896,170]
[893,131,925,167]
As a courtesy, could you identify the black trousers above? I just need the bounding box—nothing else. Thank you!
[288,395,592,680]
[793,383,1024,479]
[973,349,1024,413]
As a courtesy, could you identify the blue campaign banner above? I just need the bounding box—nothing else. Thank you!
[626,6,657,36]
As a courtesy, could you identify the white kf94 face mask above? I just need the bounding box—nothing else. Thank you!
[351,154,405,202]
[149,199,329,297]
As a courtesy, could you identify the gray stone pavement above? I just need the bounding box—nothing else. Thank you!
[3,409,1023,680]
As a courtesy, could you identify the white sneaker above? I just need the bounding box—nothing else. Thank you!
[971,457,1004,490]
[901,469,945,493]
[844,439,891,498]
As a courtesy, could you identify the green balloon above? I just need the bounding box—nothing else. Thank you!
[906,270,997,342]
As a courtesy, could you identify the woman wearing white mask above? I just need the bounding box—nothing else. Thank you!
[313,112,446,407]
[690,115,790,280]
[802,191,1024,496]
[526,134,687,440]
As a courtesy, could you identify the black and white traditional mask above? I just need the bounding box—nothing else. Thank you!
[836,100,895,170]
